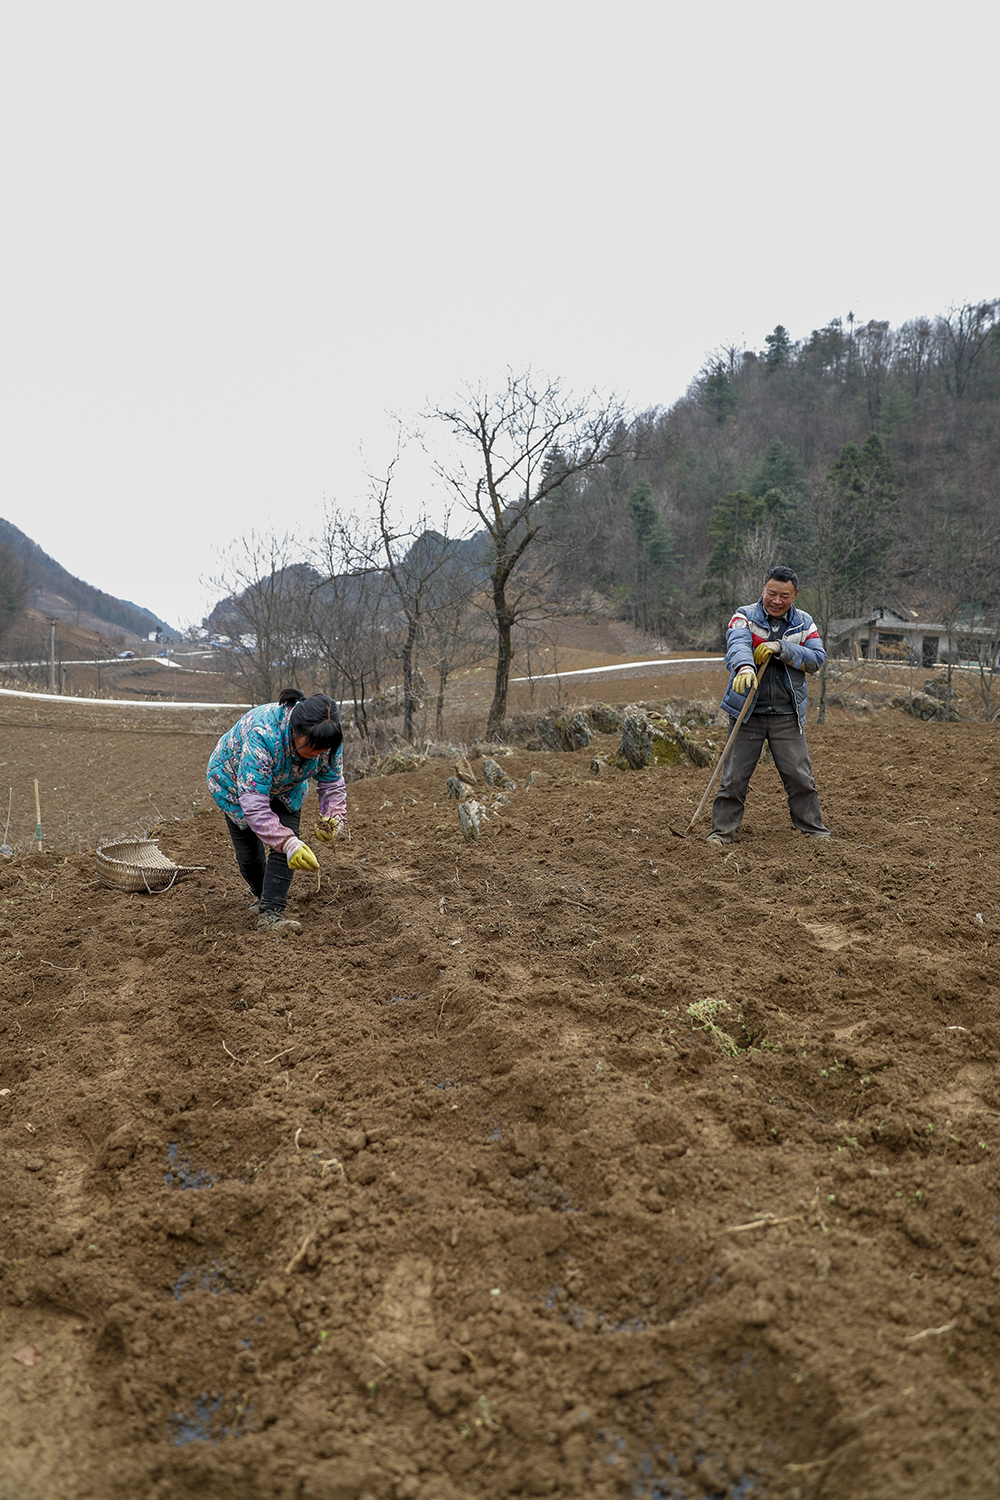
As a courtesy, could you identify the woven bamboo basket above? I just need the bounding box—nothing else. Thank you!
[96,839,203,893]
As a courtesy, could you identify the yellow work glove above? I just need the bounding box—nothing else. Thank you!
[733,667,757,695]
[753,641,780,667]
[313,815,339,843]
[287,843,320,872]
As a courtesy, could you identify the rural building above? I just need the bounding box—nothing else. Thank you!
[828,606,1000,669]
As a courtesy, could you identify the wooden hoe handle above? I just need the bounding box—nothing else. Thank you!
[683,654,771,836]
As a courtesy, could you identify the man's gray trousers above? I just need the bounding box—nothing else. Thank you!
[710,712,829,838]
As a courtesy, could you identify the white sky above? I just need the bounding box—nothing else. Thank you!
[1,1,997,630]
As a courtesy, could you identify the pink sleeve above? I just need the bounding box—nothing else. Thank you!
[240,791,299,853]
[318,774,347,824]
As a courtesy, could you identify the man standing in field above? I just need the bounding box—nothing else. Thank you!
[708,566,831,845]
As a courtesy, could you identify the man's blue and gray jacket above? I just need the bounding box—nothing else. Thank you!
[719,598,826,733]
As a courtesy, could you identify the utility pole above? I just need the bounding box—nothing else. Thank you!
[47,618,57,694]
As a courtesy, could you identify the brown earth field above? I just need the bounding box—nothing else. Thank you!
[2,672,1000,1500]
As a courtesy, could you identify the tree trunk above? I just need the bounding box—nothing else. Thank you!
[352,685,369,742]
[435,668,447,736]
[486,594,514,738]
[401,617,418,744]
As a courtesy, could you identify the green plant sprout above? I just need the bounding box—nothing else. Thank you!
[686,997,740,1058]
[475,1394,498,1430]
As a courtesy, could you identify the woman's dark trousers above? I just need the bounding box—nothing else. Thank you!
[225,800,301,915]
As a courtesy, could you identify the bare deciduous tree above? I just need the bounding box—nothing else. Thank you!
[936,300,999,403]
[203,532,313,702]
[428,371,633,735]
[854,319,894,429]
[925,518,1000,718]
[416,552,486,738]
[735,520,782,605]
[371,459,477,743]
[306,509,396,744]
[894,316,935,400]
[966,619,1000,723]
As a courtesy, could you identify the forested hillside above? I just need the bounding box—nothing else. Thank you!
[554,299,1000,647]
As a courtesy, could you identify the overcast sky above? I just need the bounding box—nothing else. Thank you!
[2,1,996,630]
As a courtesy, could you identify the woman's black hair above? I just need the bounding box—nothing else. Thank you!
[288,693,343,756]
[278,687,305,707]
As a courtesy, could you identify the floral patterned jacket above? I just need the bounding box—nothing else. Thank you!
[206,702,346,852]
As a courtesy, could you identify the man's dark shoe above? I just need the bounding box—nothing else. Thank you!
[705,831,734,847]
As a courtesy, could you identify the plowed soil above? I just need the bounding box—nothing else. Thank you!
[2,681,1000,1500]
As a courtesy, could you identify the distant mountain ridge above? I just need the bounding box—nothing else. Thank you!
[0,517,174,637]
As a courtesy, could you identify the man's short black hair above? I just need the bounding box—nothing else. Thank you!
[766,566,799,590]
[288,693,343,757]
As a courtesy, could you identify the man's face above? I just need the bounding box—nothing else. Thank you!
[762,577,798,618]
